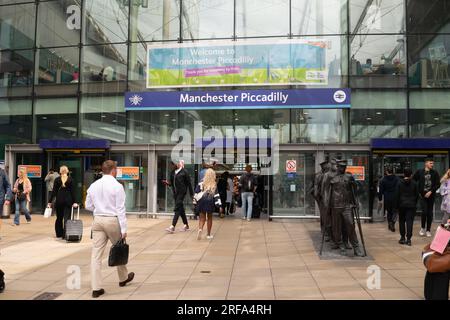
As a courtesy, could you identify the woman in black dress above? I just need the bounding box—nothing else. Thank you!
[48,166,78,239]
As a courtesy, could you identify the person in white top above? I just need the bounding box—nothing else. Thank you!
[85,160,134,298]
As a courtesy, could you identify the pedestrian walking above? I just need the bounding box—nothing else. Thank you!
[239,165,257,221]
[217,172,228,218]
[439,169,450,224]
[0,166,12,245]
[44,168,59,204]
[379,167,400,232]
[195,169,221,240]
[396,167,419,246]
[12,168,32,226]
[85,160,134,298]
[413,158,440,238]
[48,166,78,239]
[163,160,194,233]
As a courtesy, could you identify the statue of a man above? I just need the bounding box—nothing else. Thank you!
[314,160,331,240]
[330,160,364,257]
[321,159,337,242]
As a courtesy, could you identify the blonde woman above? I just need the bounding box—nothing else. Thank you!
[439,169,450,224]
[48,166,78,239]
[195,168,221,240]
[12,168,32,226]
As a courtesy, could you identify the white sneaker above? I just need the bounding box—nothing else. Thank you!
[206,235,214,240]
[165,226,175,234]
[426,231,432,237]
[247,218,251,222]
[181,225,190,232]
[197,229,202,240]
[419,228,426,236]
[242,216,246,220]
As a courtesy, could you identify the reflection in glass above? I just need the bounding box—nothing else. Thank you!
[291,109,347,143]
[408,34,450,88]
[83,0,128,44]
[128,110,178,144]
[0,99,32,153]
[37,1,80,47]
[350,35,406,87]
[80,96,126,142]
[0,3,35,50]
[291,0,347,35]
[0,49,34,95]
[182,0,233,39]
[36,47,79,85]
[35,98,78,139]
[236,0,289,37]
[350,0,405,34]
[407,0,449,34]
[129,0,180,41]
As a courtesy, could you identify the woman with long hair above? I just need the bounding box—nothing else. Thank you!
[12,168,32,226]
[48,166,78,239]
[439,169,450,224]
[195,168,220,240]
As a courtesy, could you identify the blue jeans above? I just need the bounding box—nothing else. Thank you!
[241,192,254,220]
[14,198,31,225]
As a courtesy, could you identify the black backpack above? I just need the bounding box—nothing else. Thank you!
[0,269,5,293]
[241,173,255,192]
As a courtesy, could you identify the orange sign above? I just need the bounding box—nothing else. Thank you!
[18,165,42,178]
[346,166,365,181]
[116,167,140,180]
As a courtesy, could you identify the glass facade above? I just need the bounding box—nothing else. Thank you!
[0,1,449,217]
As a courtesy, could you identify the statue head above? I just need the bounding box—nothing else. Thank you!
[336,160,348,175]
[330,159,338,172]
[320,160,329,173]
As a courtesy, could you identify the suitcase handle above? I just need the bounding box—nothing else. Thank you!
[71,206,80,220]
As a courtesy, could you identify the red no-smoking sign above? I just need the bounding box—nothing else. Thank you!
[286,160,297,173]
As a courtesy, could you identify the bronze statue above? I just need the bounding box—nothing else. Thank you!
[329,160,364,257]
[313,160,331,241]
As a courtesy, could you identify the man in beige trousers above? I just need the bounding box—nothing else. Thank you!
[85,160,134,298]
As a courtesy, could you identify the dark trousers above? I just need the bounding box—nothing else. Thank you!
[331,207,359,248]
[55,205,71,238]
[172,194,188,227]
[424,271,449,300]
[398,207,415,240]
[420,197,434,231]
[385,202,397,224]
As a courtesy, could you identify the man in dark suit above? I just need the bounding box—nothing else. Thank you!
[164,160,194,233]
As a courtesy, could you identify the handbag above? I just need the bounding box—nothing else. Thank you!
[108,238,129,267]
[43,207,52,218]
[16,192,26,201]
[193,183,205,203]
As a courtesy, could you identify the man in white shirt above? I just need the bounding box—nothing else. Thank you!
[85,160,134,298]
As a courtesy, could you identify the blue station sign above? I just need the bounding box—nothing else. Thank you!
[125,88,351,111]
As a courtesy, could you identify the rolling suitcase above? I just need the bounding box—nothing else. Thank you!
[65,207,83,242]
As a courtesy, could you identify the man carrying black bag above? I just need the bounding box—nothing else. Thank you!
[85,160,134,298]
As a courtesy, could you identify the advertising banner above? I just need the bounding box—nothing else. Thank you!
[116,167,140,180]
[18,165,42,178]
[147,39,329,88]
[346,166,365,181]
[125,88,350,111]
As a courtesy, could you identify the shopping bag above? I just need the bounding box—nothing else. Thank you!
[108,239,129,267]
[430,226,450,254]
[43,207,52,218]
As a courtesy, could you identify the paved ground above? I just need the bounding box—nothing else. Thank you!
[0,213,432,300]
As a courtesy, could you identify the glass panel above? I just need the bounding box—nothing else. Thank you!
[0,99,32,156]
[129,0,180,42]
[83,0,128,45]
[128,41,148,91]
[37,0,81,47]
[0,0,33,4]
[351,90,407,142]
[291,0,347,35]
[0,49,34,96]
[272,152,315,216]
[128,110,178,144]
[15,152,46,211]
[350,34,406,88]
[110,152,148,212]
[408,34,450,88]
[81,44,127,94]
[35,98,78,140]
[80,96,126,142]
[34,46,79,95]
[291,109,347,143]
[350,0,405,34]
[0,3,35,50]
[182,0,233,39]
[407,0,449,34]
[236,0,289,37]
[410,90,450,137]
